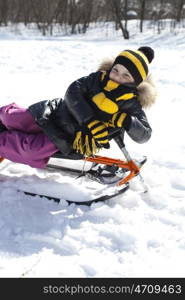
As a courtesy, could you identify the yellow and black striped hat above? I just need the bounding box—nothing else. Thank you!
[113,46,154,85]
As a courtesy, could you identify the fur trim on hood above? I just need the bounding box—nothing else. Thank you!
[97,58,158,108]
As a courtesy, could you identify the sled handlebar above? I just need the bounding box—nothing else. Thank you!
[108,128,125,146]
[109,129,133,162]
[114,135,125,149]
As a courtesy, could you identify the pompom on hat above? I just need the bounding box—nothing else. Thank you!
[112,46,154,85]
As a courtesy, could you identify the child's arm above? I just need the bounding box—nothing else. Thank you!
[125,110,152,143]
[64,73,99,125]
[109,102,152,144]
[120,98,152,143]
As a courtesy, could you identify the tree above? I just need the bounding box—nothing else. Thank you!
[0,0,8,25]
[176,0,184,22]
[139,0,146,32]
[29,0,57,35]
[110,0,129,39]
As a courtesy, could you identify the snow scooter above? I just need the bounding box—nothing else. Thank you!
[0,131,147,206]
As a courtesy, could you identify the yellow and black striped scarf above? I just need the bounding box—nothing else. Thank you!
[91,71,137,122]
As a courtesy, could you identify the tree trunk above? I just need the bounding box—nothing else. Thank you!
[176,0,184,22]
[139,0,146,33]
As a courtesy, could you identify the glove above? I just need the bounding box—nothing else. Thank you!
[108,112,131,130]
[73,120,110,157]
[109,112,127,128]
[87,120,110,148]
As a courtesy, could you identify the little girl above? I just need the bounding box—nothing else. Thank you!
[0,46,157,168]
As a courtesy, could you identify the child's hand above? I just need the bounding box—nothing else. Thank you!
[108,112,131,130]
[73,120,110,156]
[87,120,110,148]
[109,112,127,128]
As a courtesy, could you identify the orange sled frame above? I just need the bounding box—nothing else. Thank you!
[86,155,141,187]
[86,135,147,189]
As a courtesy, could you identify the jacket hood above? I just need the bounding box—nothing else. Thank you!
[97,58,158,109]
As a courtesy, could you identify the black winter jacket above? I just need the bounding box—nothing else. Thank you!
[28,71,152,156]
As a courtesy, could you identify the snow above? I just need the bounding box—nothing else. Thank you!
[0,21,185,278]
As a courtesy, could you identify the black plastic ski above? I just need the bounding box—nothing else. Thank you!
[46,163,85,175]
[17,183,129,206]
[47,156,147,176]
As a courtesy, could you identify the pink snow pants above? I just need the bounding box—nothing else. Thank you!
[0,103,58,168]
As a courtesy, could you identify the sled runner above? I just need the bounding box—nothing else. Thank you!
[0,134,148,206]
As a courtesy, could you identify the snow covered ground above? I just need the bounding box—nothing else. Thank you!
[0,21,185,278]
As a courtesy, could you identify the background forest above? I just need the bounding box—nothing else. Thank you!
[0,0,184,37]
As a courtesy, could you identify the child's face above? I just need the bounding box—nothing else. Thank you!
[109,64,134,84]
